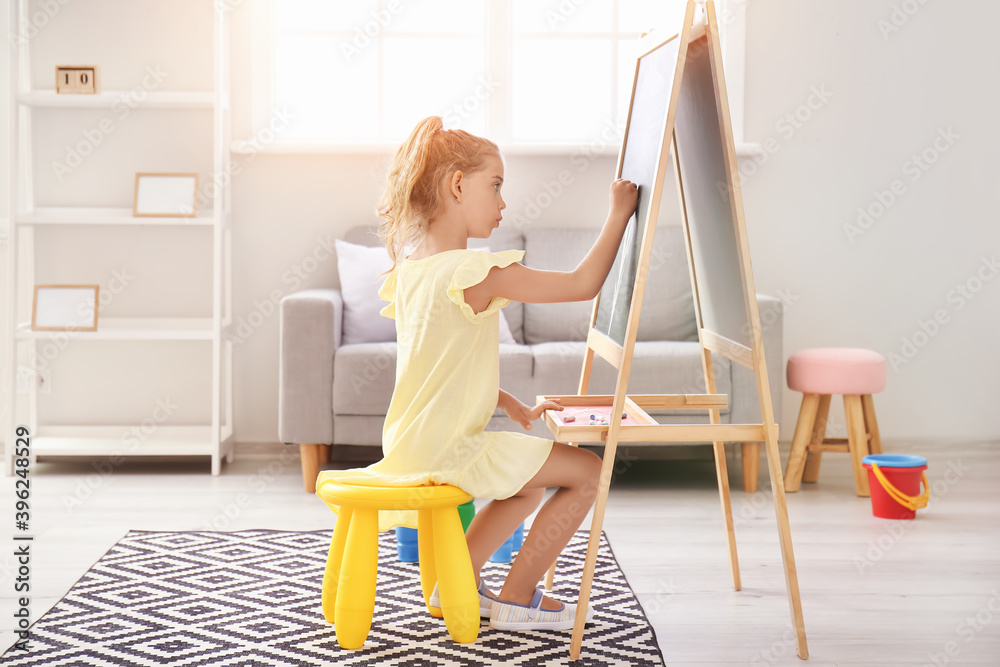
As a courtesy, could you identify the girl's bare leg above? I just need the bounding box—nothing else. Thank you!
[465,487,545,588]
[497,443,602,610]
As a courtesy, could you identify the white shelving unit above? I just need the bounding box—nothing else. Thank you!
[3,0,234,474]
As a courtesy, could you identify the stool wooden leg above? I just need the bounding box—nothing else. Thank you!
[334,508,378,649]
[844,395,871,497]
[861,394,883,455]
[432,507,479,643]
[418,509,441,618]
[784,393,820,492]
[322,506,353,624]
[741,442,760,493]
[802,394,831,483]
[300,444,322,494]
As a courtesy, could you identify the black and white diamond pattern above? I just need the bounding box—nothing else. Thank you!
[1,529,664,666]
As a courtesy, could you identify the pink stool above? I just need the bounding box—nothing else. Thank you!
[784,348,886,497]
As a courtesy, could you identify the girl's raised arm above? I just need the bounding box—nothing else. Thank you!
[467,179,638,306]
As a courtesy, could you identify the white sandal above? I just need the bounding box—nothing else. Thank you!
[427,578,498,618]
[489,588,594,631]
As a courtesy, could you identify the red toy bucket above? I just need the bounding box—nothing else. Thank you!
[862,454,928,519]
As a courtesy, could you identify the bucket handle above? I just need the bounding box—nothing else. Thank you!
[870,463,929,511]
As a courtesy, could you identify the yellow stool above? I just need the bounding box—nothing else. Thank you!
[315,480,480,649]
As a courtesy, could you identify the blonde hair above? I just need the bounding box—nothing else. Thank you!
[376,116,500,277]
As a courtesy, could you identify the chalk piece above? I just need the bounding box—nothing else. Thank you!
[563,415,575,423]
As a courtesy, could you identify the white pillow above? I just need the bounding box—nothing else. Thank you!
[335,239,398,345]
[334,239,516,345]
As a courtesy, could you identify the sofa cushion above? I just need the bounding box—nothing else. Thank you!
[522,228,598,345]
[530,340,731,418]
[333,341,534,416]
[522,226,698,344]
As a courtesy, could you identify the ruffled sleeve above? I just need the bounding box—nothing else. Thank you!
[447,249,524,324]
[377,266,398,320]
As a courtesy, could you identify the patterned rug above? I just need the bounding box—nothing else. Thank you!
[0,529,664,666]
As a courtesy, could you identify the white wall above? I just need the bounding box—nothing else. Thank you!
[741,0,999,441]
[1,0,997,448]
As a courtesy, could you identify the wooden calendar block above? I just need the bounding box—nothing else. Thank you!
[55,66,100,94]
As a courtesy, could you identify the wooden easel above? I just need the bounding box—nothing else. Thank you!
[535,1,808,660]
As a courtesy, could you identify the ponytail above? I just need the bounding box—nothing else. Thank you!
[376,116,499,277]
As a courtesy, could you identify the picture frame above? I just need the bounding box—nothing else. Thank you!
[132,172,199,218]
[31,285,100,332]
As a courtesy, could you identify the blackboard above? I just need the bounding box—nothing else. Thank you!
[673,34,752,348]
[594,35,681,346]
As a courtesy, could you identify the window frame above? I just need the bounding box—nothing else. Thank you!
[239,0,750,155]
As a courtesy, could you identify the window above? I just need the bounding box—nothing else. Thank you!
[249,0,747,151]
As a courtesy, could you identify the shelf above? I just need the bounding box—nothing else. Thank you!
[17,90,216,109]
[16,207,216,226]
[16,318,218,341]
[31,426,222,457]
[5,4,232,476]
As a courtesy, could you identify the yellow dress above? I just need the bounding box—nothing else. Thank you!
[317,248,555,531]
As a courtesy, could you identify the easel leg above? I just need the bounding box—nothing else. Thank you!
[714,439,741,590]
[569,439,618,660]
[702,350,741,590]
[763,430,810,659]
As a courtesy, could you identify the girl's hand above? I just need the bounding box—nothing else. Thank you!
[504,398,564,430]
[609,178,639,223]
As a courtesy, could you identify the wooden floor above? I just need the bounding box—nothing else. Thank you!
[1,438,998,665]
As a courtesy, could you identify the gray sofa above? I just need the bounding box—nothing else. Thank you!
[279,224,783,493]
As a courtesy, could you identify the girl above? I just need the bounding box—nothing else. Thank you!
[323,115,637,631]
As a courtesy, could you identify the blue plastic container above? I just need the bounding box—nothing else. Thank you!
[395,526,419,562]
[489,522,525,563]
[394,503,523,563]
